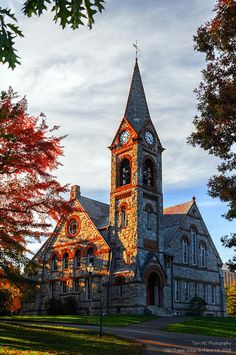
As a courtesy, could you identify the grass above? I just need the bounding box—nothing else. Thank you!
[164,316,236,338]
[0,314,155,327]
[0,322,142,354]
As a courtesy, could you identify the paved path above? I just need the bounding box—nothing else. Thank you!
[102,318,236,354]
[3,317,236,355]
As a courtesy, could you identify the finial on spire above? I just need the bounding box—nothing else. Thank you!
[132,40,140,60]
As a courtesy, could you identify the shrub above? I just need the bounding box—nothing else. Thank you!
[63,296,77,314]
[190,297,206,316]
[46,297,77,315]
[46,298,63,315]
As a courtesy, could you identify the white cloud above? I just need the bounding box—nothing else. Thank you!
[1,0,218,196]
[2,0,233,262]
[0,3,218,185]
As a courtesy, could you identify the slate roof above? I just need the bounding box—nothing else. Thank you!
[78,195,109,229]
[164,200,194,215]
[124,59,151,132]
[161,200,194,248]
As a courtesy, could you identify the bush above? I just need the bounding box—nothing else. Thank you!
[0,291,9,315]
[46,297,77,315]
[46,298,63,315]
[63,296,77,314]
[0,284,21,315]
[190,297,206,316]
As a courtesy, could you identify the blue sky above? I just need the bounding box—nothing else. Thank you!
[2,0,234,262]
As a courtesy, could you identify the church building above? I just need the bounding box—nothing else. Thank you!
[26,60,226,316]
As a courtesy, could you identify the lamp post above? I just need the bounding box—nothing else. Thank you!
[98,276,103,338]
[87,263,94,325]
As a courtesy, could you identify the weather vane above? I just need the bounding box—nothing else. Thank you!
[132,40,140,60]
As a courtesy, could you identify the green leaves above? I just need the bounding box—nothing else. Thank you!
[0,7,24,69]
[189,0,236,269]
[1,0,105,69]
[22,0,105,29]
[22,0,51,17]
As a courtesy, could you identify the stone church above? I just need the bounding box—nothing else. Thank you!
[26,60,226,316]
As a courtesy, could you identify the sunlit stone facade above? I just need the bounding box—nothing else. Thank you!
[23,60,226,316]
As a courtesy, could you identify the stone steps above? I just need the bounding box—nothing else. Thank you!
[146,306,173,317]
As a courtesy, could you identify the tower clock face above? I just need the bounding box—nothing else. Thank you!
[120,130,130,145]
[144,131,154,145]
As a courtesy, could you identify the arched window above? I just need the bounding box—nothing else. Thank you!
[120,158,131,186]
[121,205,128,228]
[87,247,94,265]
[145,204,153,230]
[182,238,188,264]
[191,227,197,265]
[74,250,81,268]
[68,218,78,235]
[63,252,69,269]
[200,243,206,267]
[51,254,58,271]
[143,159,154,187]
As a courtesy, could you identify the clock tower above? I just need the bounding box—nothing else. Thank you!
[109,59,164,293]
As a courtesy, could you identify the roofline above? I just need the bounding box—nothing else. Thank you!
[166,200,223,264]
[163,200,194,214]
[76,198,110,250]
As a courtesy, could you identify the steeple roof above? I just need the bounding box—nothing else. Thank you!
[124,59,151,132]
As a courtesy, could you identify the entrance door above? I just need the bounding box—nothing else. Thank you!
[147,273,160,306]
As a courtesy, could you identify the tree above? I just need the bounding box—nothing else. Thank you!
[0,88,69,296]
[225,281,236,315]
[188,0,236,270]
[0,0,105,69]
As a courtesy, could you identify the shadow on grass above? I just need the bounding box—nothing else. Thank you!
[0,314,155,327]
[0,323,141,355]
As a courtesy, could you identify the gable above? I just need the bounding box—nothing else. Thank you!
[109,116,138,150]
[161,201,192,249]
[162,200,222,265]
[34,196,110,263]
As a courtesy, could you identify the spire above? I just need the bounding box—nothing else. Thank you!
[124,59,151,131]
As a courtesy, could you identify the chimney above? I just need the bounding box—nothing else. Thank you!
[70,185,81,200]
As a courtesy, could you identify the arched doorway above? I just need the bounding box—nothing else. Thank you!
[147,273,160,306]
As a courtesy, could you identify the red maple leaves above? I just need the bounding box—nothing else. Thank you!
[0,88,69,272]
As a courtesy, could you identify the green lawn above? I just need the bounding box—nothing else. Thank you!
[164,317,236,338]
[0,314,155,326]
[0,322,142,354]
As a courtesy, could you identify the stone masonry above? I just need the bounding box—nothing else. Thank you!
[23,59,226,317]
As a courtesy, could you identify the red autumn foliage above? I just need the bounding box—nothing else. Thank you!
[0,88,70,270]
[0,275,21,314]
